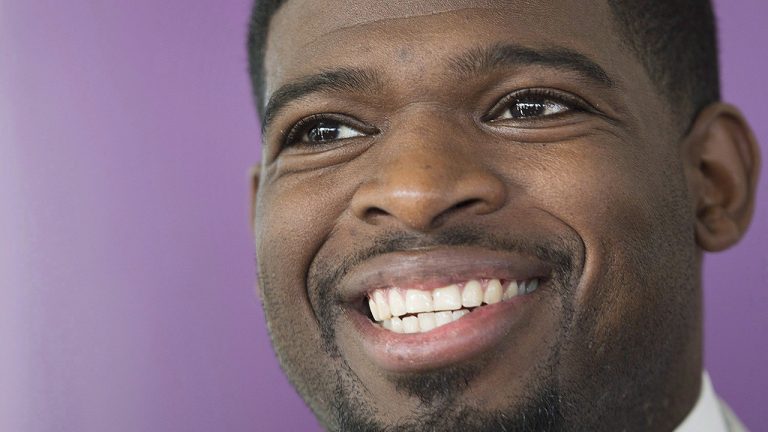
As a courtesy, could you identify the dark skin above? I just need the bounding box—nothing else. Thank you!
[251,0,760,430]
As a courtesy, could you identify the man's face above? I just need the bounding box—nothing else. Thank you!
[254,0,704,430]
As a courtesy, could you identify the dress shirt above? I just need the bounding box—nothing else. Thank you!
[675,373,732,432]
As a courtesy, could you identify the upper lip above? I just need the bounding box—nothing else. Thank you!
[337,246,553,303]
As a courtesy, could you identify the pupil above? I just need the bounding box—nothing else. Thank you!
[514,101,545,118]
[308,122,340,142]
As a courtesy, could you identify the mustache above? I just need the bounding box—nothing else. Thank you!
[310,225,579,305]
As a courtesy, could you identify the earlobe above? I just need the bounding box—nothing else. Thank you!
[685,103,761,252]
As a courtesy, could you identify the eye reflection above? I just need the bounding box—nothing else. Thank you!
[303,121,364,144]
[497,99,570,120]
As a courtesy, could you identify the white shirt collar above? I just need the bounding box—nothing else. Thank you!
[675,372,729,432]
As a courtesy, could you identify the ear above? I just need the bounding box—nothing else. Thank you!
[684,103,761,252]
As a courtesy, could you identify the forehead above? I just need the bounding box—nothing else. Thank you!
[263,0,629,96]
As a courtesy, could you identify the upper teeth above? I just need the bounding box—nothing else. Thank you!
[368,278,540,333]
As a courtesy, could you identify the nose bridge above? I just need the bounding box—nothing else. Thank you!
[382,112,465,188]
[350,109,506,231]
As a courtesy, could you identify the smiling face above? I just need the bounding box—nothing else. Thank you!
[251,0,745,430]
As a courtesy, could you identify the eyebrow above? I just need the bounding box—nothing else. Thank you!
[262,68,381,131]
[263,43,615,131]
[448,43,615,88]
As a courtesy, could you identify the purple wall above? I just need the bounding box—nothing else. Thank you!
[1,1,765,430]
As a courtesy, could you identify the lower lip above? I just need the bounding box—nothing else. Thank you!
[349,293,536,373]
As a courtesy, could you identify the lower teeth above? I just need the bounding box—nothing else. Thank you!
[380,308,473,334]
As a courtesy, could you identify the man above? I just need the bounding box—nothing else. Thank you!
[247,0,760,430]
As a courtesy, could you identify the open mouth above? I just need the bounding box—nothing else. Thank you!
[367,278,541,333]
[335,247,555,371]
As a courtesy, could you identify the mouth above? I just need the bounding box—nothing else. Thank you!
[336,247,553,372]
[367,278,541,333]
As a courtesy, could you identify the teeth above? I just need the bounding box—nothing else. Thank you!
[418,312,436,332]
[525,278,539,294]
[389,290,406,317]
[432,284,462,311]
[434,311,453,327]
[369,278,542,331]
[380,309,472,334]
[452,309,469,320]
[402,316,419,333]
[373,290,391,320]
[368,298,380,321]
[462,280,483,307]
[503,280,519,300]
[405,289,433,314]
[484,279,503,304]
[390,316,404,333]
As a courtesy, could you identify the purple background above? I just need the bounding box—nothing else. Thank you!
[1,1,765,430]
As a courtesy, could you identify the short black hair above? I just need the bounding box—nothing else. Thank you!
[606,0,720,120]
[247,0,719,122]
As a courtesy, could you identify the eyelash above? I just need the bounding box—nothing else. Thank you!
[280,88,593,148]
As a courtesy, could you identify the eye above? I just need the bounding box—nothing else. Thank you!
[284,114,372,148]
[488,89,588,122]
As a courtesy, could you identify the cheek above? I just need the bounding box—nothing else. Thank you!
[255,163,365,330]
[535,145,654,232]
[254,169,360,417]
[530,139,695,320]
[257,168,354,277]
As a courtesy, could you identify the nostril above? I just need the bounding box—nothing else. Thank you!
[363,207,389,222]
[428,198,486,228]
[452,198,482,211]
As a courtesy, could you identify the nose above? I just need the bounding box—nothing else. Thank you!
[350,118,507,231]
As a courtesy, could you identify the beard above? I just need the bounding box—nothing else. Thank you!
[307,226,581,432]
[330,357,570,432]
